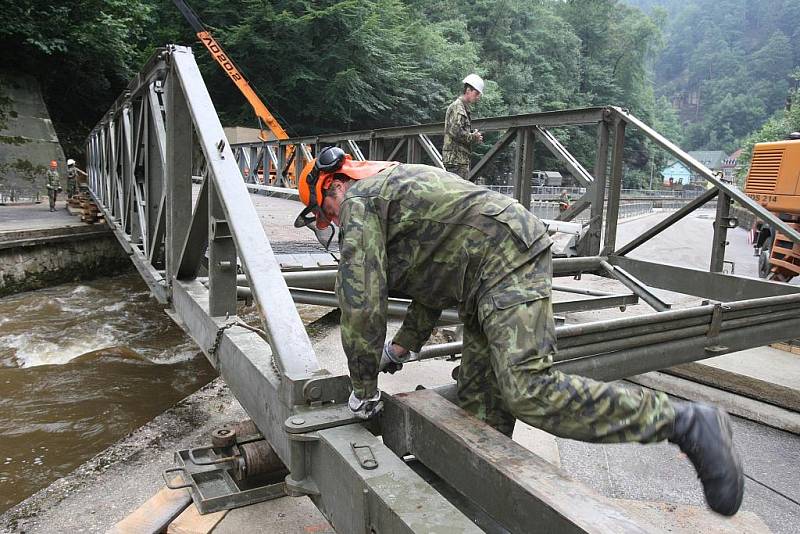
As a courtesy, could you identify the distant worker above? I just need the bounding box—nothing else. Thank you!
[66,159,79,200]
[45,160,61,212]
[294,147,745,517]
[558,189,571,212]
[442,74,484,182]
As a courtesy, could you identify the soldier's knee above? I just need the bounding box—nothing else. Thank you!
[498,367,563,420]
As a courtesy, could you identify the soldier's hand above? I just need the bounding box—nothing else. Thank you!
[473,130,483,143]
[379,341,414,374]
[348,390,383,420]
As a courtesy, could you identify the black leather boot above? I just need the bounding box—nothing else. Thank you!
[669,402,744,516]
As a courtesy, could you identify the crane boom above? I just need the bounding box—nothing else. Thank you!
[172,0,288,143]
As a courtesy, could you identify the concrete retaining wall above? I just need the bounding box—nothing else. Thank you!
[0,227,131,296]
[0,71,66,201]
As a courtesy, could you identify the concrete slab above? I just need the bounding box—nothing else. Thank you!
[610,498,770,533]
[0,202,82,234]
[702,347,800,391]
[556,413,800,534]
[212,497,333,534]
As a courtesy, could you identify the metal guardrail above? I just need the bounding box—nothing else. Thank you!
[0,186,43,203]
[84,46,800,532]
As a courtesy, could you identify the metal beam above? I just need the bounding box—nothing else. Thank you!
[614,187,718,256]
[614,107,800,247]
[602,118,626,255]
[176,175,209,279]
[165,74,193,285]
[556,191,591,222]
[467,128,516,182]
[599,260,669,312]
[171,46,320,385]
[535,127,594,187]
[609,255,800,300]
[710,191,732,273]
[417,134,444,169]
[382,390,656,533]
[588,119,610,255]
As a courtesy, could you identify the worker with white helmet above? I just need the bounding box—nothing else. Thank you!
[442,74,484,181]
[65,158,88,202]
[66,158,79,201]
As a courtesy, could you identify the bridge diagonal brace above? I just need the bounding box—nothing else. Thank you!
[600,259,670,312]
[535,126,594,187]
[615,187,719,256]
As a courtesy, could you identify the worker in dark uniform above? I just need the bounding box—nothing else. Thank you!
[294,147,744,517]
[442,74,484,181]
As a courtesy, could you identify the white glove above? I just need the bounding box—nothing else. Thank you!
[379,341,416,374]
[348,390,383,420]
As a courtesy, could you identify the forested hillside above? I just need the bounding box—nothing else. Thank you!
[629,0,800,153]
[2,0,798,184]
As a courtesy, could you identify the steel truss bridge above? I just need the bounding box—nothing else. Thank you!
[86,46,800,532]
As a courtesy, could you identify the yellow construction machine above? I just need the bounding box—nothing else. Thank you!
[745,133,800,281]
[172,0,307,185]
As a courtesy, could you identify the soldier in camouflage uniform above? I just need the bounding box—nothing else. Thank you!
[294,147,744,516]
[45,160,61,212]
[442,74,484,181]
[66,159,79,200]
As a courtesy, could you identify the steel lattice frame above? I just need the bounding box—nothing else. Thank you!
[86,46,800,533]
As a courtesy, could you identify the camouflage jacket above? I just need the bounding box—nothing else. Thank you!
[336,164,552,398]
[67,167,78,183]
[46,169,61,190]
[442,97,478,166]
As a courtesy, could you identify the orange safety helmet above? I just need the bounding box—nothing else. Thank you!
[295,147,398,232]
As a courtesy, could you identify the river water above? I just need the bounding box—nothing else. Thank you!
[0,273,217,513]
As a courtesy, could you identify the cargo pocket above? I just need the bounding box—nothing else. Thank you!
[478,287,556,368]
[480,201,546,251]
[477,286,549,324]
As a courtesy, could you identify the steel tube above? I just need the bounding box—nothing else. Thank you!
[599,260,669,312]
[552,284,618,297]
[556,302,800,349]
[555,316,800,381]
[411,298,800,362]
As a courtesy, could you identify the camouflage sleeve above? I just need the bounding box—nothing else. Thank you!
[335,197,388,399]
[393,301,442,352]
[445,104,475,146]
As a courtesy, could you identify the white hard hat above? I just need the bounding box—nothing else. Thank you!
[67,159,75,166]
[462,74,485,94]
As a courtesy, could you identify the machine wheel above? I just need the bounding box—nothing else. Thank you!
[758,235,773,278]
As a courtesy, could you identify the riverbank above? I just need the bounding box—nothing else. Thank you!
[0,202,130,296]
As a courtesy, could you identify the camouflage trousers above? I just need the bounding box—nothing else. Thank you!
[456,251,676,442]
[444,163,472,182]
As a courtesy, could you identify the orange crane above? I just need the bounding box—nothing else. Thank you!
[172,0,307,185]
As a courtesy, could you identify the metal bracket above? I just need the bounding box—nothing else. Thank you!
[302,375,352,405]
[165,447,287,514]
[721,216,739,229]
[706,303,725,338]
[704,303,730,353]
[211,217,231,239]
[351,442,378,470]
[285,404,358,434]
